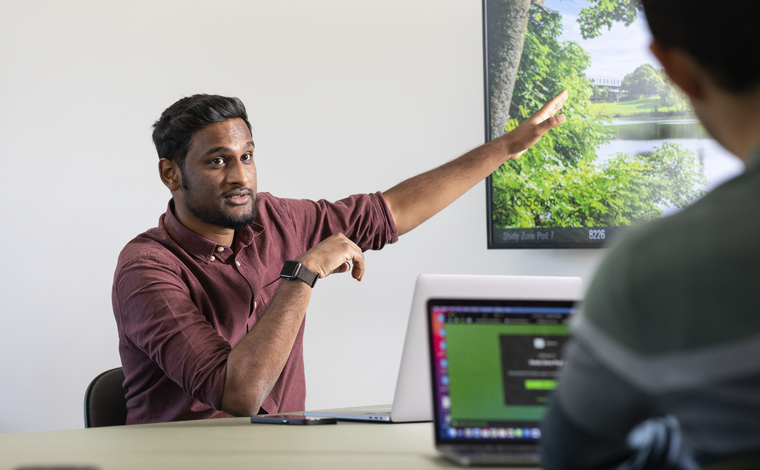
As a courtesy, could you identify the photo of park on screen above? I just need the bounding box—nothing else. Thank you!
[483,0,742,249]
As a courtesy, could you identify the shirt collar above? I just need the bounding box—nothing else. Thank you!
[162,200,262,261]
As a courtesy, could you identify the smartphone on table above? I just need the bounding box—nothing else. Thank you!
[250,414,337,425]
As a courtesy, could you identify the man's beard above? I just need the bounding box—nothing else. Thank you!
[182,180,257,230]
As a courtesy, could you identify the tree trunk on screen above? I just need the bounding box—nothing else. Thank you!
[486,0,532,139]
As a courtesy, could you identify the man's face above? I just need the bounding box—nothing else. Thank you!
[172,118,257,235]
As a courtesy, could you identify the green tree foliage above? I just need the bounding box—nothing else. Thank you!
[492,143,708,228]
[590,85,610,101]
[658,73,690,112]
[621,64,665,99]
[506,7,610,168]
[577,0,642,39]
[620,63,690,112]
[490,3,707,229]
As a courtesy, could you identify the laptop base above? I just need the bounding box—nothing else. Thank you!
[440,449,540,467]
[303,404,393,422]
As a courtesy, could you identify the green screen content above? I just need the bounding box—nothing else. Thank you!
[446,323,569,423]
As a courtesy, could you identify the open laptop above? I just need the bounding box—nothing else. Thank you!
[304,274,581,423]
[427,297,578,466]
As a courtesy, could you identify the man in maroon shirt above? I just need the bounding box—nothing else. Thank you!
[112,92,567,424]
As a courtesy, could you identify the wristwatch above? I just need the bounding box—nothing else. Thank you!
[279,260,318,288]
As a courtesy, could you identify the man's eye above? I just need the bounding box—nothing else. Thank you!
[242,153,253,161]
[210,157,224,165]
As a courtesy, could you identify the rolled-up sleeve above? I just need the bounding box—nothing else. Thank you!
[265,191,399,252]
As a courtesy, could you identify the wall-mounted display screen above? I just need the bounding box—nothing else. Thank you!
[484,0,742,248]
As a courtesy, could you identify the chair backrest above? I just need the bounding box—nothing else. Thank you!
[83,367,127,428]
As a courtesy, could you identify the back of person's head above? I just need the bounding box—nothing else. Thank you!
[152,94,252,169]
[642,0,760,93]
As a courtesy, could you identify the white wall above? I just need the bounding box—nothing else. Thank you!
[0,0,604,433]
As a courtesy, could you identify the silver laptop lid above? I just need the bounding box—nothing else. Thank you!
[427,297,577,449]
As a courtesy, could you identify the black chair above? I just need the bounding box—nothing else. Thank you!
[83,367,127,428]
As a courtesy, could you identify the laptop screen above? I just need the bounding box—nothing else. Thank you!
[427,298,576,445]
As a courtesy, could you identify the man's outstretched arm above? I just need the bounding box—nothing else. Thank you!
[383,90,567,235]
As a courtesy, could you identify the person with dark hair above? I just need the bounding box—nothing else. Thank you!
[152,94,254,170]
[112,91,567,424]
[540,1,760,469]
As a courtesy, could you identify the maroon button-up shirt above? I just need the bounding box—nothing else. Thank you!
[112,192,398,424]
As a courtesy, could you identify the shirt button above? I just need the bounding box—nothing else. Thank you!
[210,256,216,261]
[217,246,225,252]
[236,260,241,267]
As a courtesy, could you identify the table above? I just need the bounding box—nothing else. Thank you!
[0,417,536,469]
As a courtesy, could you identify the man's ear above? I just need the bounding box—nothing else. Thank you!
[159,158,181,192]
[650,41,704,100]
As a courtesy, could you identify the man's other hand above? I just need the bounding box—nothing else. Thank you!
[297,233,366,282]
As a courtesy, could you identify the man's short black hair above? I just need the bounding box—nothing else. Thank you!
[152,94,253,168]
[642,0,760,94]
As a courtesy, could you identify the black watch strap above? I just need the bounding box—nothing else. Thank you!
[280,260,318,288]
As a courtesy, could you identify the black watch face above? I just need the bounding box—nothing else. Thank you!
[280,260,300,278]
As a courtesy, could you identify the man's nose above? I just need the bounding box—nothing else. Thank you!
[226,158,251,185]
